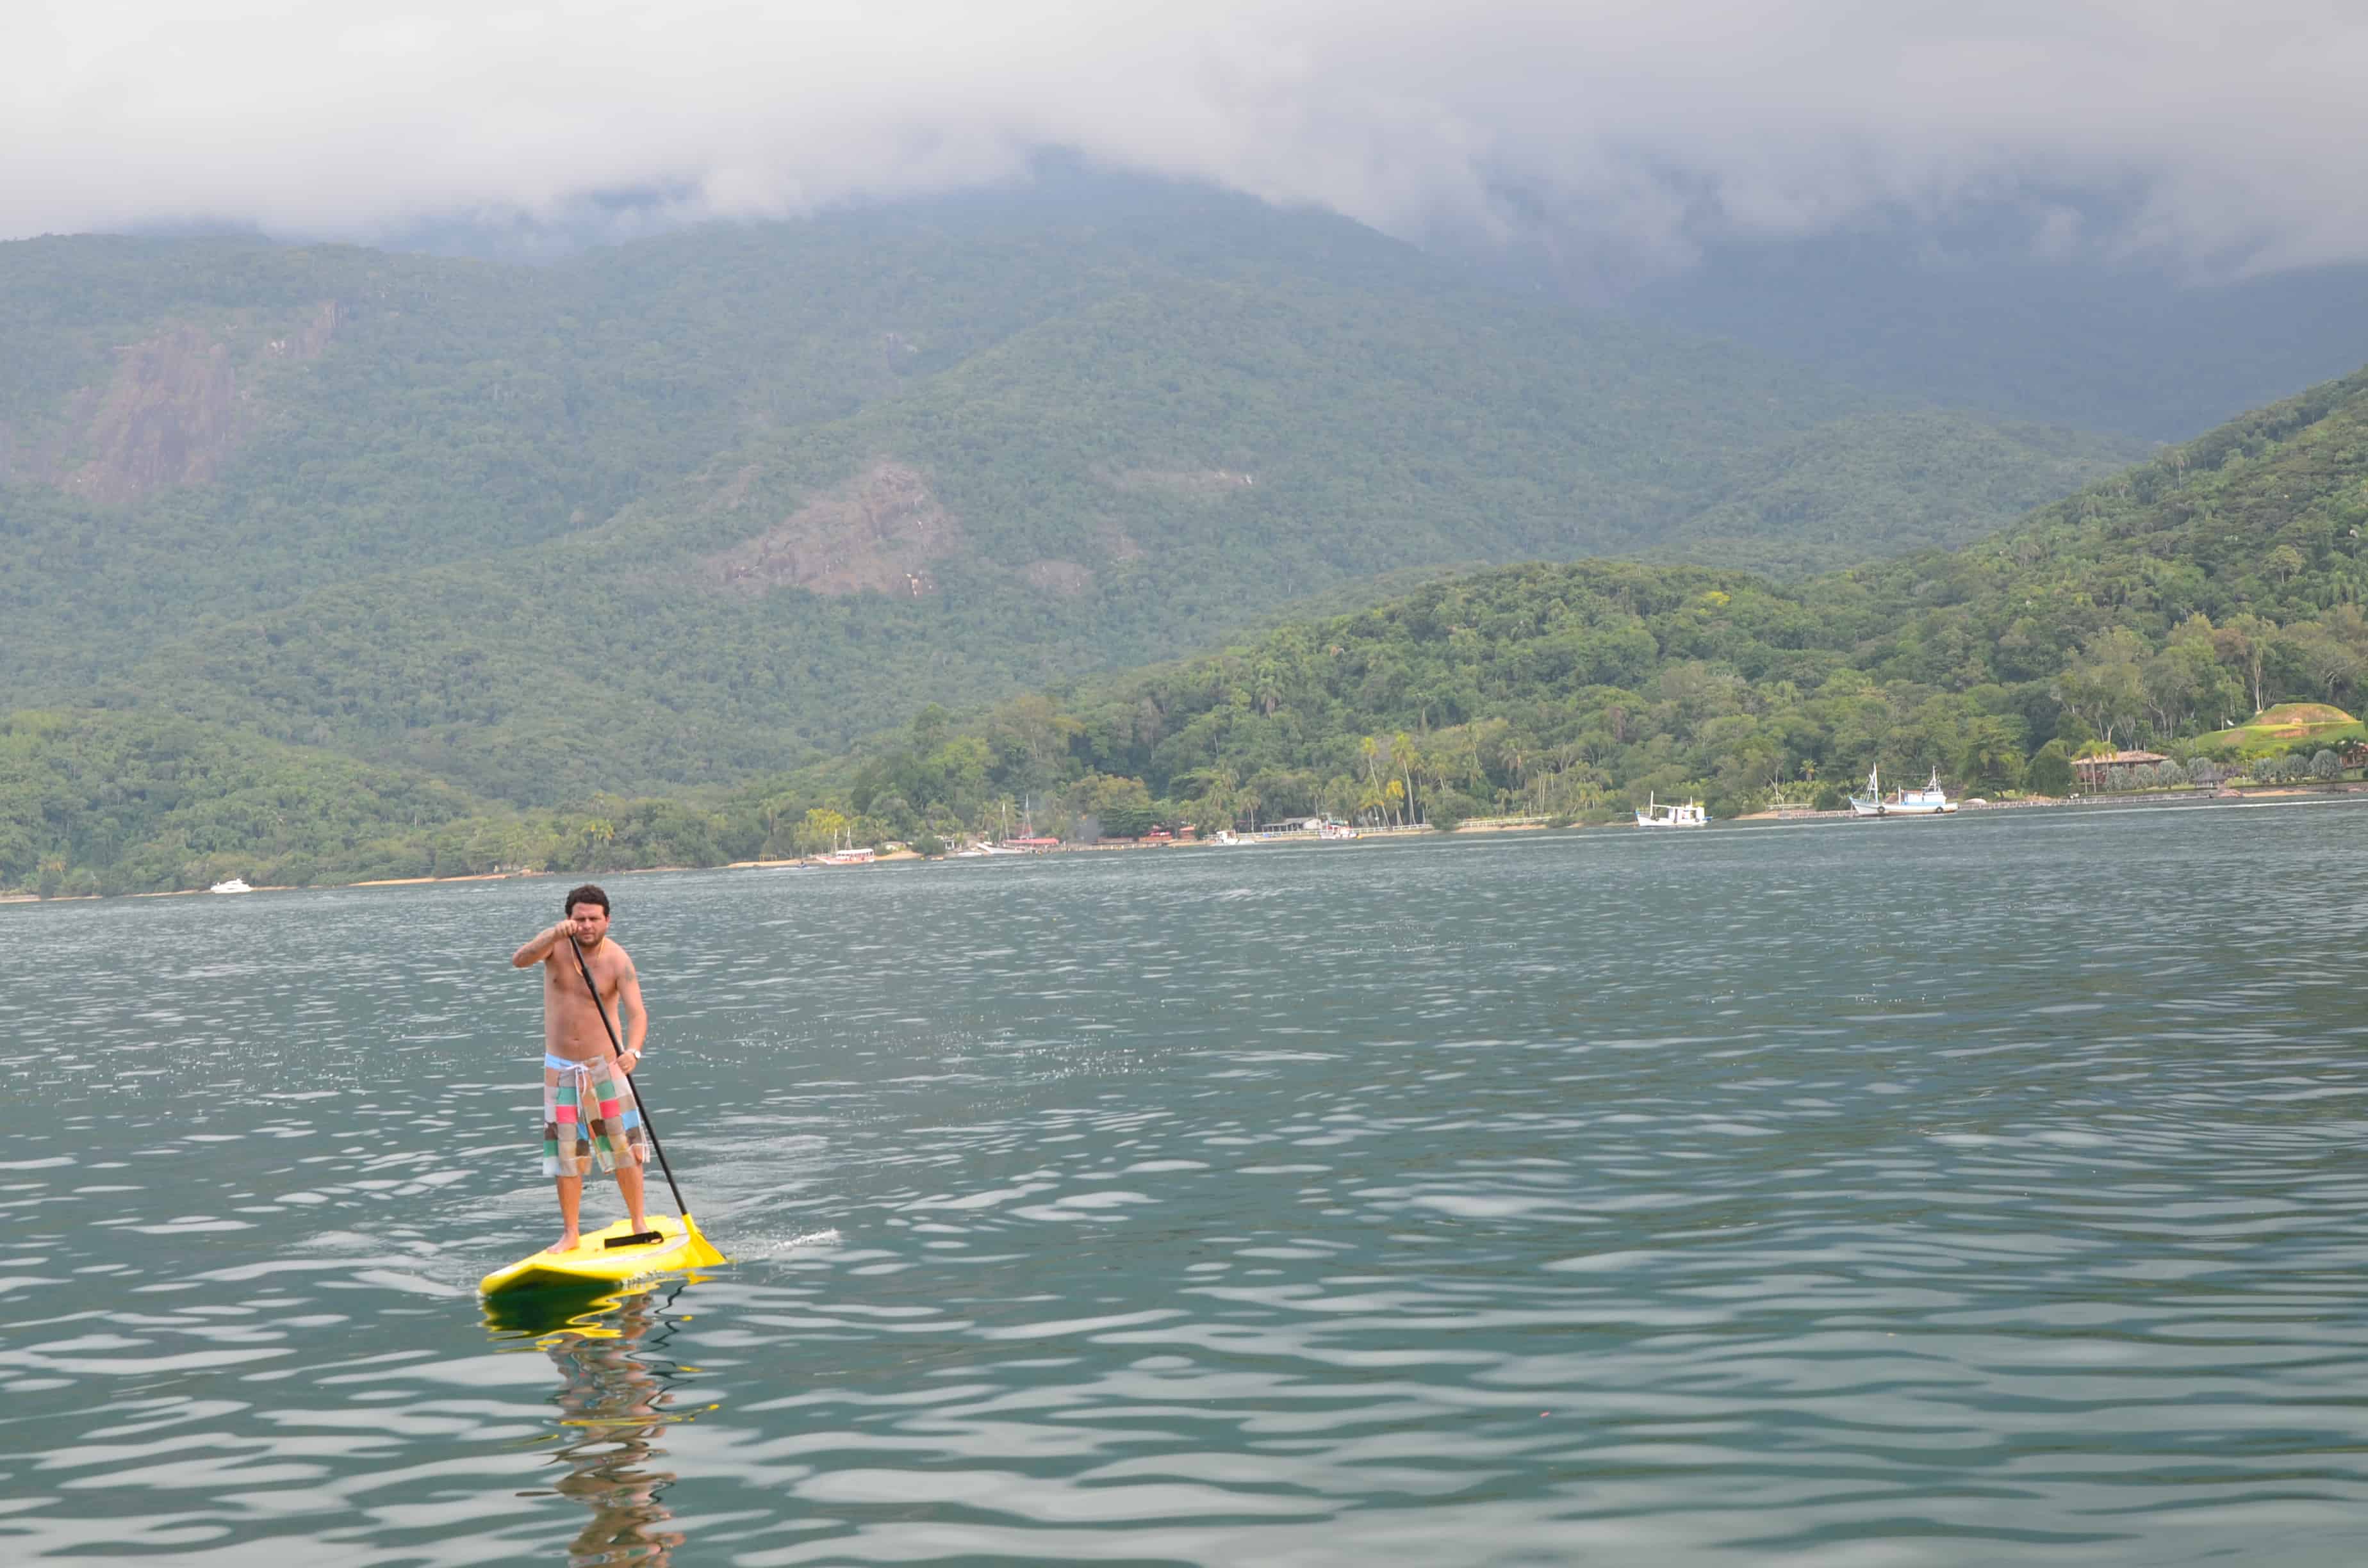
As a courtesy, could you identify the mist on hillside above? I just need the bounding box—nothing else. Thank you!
[16,3,2368,286]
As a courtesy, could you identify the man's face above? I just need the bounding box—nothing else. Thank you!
[568,902,611,947]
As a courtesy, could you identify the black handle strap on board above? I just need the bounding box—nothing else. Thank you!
[568,934,691,1239]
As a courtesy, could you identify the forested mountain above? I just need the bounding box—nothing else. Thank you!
[8,363,2365,895]
[1627,229,2368,441]
[3,184,2145,804]
[771,363,2368,843]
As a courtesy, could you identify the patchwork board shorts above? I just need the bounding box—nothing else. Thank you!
[541,1052,649,1179]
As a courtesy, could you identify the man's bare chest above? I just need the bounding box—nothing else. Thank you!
[545,955,621,1013]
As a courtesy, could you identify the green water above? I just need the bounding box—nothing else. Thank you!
[6,801,2368,1565]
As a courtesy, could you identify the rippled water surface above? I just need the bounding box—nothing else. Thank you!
[8,803,2368,1565]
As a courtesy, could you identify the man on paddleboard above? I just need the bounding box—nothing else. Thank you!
[512,885,652,1254]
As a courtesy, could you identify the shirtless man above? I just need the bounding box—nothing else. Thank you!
[511,885,652,1253]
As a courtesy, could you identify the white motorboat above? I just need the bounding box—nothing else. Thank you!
[1891,767,1959,815]
[1634,794,1707,827]
[1850,765,1957,817]
[209,878,254,894]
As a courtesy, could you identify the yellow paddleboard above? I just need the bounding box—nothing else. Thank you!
[478,1213,727,1297]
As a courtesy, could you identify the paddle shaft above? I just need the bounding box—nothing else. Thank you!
[566,935,692,1221]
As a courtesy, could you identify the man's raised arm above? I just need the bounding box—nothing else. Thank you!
[512,919,574,968]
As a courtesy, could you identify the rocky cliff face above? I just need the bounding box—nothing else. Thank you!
[61,327,246,504]
[703,461,962,597]
[19,300,339,504]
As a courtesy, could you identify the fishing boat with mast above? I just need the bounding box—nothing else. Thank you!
[1849,764,1886,817]
[1849,764,1957,818]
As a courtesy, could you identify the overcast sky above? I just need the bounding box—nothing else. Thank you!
[12,1,2367,277]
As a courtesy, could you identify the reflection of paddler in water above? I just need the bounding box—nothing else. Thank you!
[538,1288,688,1567]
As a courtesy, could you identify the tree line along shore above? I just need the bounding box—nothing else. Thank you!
[15,771,2367,909]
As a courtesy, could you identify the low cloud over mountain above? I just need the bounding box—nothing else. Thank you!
[12,2,2368,279]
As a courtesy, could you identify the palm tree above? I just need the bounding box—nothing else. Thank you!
[1252,660,1285,717]
[1178,765,1242,833]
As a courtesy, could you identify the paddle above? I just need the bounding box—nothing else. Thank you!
[566,933,694,1248]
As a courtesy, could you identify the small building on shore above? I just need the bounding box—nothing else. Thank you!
[2073,749,2168,788]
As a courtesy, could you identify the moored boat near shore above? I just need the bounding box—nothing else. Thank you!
[1849,764,1886,817]
[1850,765,1958,818]
[1635,794,1708,827]
[1892,767,1959,815]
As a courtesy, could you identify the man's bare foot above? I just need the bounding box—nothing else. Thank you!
[548,1232,580,1254]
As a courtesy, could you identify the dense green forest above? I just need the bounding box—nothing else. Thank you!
[8,363,2365,895]
[994,363,2368,827]
[4,186,2146,803]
